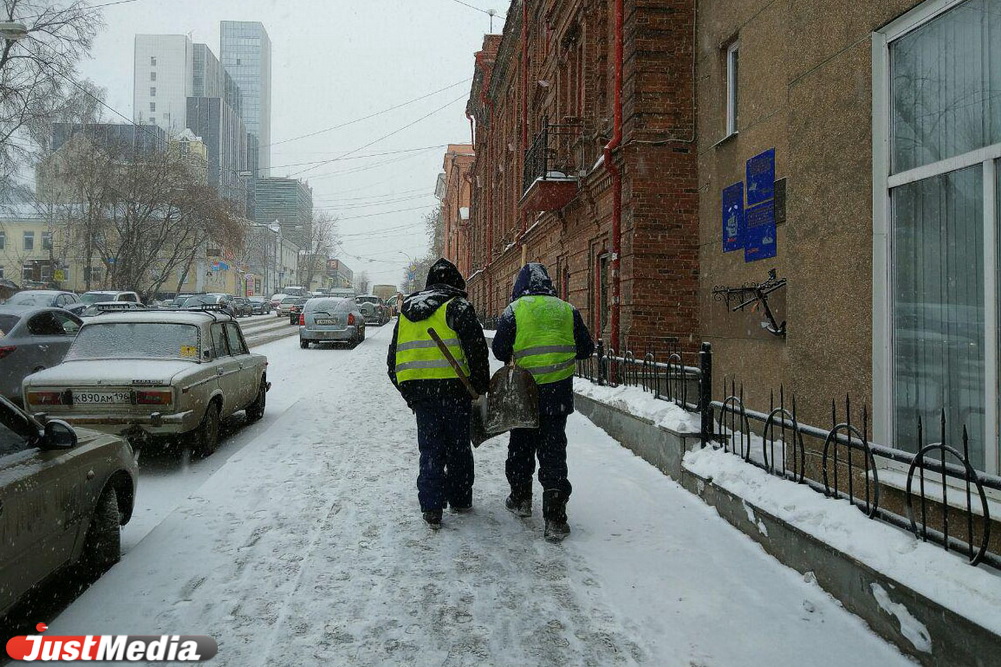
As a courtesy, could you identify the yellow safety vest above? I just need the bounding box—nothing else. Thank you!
[512,295,576,384]
[395,299,468,383]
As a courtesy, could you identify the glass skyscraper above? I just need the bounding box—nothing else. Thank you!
[220,21,271,177]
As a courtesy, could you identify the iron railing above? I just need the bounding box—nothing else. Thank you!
[575,340,1001,568]
[522,120,585,195]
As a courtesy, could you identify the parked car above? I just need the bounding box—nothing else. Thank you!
[0,306,83,403]
[288,297,311,325]
[247,296,270,315]
[299,297,365,348]
[79,291,142,305]
[169,293,202,309]
[355,294,390,326]
[230,297,254,318]
[0,394,137,618]
[181,293,237,318]
[23,310,270,456]
[6,290,81,310]
[269,293,287,311]
[276,295,300,318]
[78,301,146,318]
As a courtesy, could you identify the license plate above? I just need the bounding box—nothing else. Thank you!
[315,318,337,325]
[74,391,131,404]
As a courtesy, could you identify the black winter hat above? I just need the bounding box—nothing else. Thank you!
[425,258,466,291]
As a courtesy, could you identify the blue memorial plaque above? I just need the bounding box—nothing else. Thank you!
[746,148,775,206]
[722,182,745,252]
[744,200,777,262]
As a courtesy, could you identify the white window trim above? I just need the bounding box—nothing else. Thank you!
[872,0,1001,476]
[725,41,739,138]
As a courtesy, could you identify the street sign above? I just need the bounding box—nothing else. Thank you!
[722,182,744,252]
[53,270,65,281]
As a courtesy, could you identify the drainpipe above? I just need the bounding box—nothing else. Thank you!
[604,0,624,351]
[466,110,475,146]
[519,0,530,246]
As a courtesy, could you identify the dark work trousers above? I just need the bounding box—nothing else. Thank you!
[414,400,474,512]
[506,414,572,500]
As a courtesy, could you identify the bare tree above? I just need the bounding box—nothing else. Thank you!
[296,210,338,289]
[355,270,370,294]
[0,0,104,181]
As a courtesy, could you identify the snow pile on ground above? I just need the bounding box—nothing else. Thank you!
[685,446,1001,636]
[573,377,700,433]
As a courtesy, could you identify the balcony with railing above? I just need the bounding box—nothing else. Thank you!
[520,121,584,212]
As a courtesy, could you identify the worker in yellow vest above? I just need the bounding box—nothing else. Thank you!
[492,263,594,542]
[388,258,490,530]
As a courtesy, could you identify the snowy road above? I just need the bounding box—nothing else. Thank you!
[41,327,913,666]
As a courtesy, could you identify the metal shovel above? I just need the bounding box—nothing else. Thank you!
[426,327,491,447]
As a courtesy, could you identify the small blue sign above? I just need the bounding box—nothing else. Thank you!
[746,148,775,206]
[722,182,745,252]
[744,200,777,262]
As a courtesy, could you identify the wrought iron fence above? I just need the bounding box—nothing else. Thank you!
[575,340,1000,568]
[522,120,585,194]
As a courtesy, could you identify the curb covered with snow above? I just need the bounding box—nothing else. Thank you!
[572,378,700,434]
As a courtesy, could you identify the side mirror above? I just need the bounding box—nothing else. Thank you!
[42,419,78,450]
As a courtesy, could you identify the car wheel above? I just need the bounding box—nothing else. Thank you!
[80,486,121,577]
[246,378,266,422]
[300,339,310,349]
[191,401,221,457]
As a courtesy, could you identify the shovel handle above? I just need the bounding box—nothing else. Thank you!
[427,327,479,400]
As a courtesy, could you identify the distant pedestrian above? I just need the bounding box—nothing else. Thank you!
[492,262,594,542]
[388,258,490,530]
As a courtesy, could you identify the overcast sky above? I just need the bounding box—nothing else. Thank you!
[74,0,508,289]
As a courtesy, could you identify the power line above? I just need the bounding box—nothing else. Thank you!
[446,0,506,19]
[264,79,471,150]
[290,93,469,178]
[332,204,437,222]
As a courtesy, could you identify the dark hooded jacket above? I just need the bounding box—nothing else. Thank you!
[492,263,594,416]
[387,258,490,406]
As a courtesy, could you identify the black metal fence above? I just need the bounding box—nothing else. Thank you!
[522,120,585,194]
[575,341,1000,569]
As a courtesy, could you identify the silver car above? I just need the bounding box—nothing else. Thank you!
[0,306,83,403]
[23,310,269,456]
[299,297,366,348]
[5,290,81,310]
[0,395,137,617]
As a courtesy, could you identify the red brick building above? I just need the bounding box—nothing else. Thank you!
[435,144,475,277]
[464,0,699,353]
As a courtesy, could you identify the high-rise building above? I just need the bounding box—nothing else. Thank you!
[186,97,249,214]
[254,177,311,245]
[192,43,243,117]
[133,34,193,135]
[220,21,272,176]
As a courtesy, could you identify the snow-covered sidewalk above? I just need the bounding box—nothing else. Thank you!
[47,330,913,666]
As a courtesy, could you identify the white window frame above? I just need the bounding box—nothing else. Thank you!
[872,0,1001,476]
[725,41,739,137]
[22,231,33,251]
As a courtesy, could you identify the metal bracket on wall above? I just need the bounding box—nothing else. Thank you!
[711,269,787,338]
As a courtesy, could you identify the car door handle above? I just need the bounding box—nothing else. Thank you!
[216,368,224,376]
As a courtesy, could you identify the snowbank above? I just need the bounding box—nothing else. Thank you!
[684,446,1001,636]
[573,377,700,433]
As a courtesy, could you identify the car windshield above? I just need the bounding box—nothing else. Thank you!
[7,292,56,306]
[304,298,347,313]
[80,292,118,304]
[281,296,298,304]
[249,297,265,303]
[356,296,378,305]
[66,322,201,361]
[182,294,220,307]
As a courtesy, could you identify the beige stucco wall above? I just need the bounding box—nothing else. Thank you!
[696,0,925,429]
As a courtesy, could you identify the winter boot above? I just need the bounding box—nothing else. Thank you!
[505,493,532,518]
[423,509,443,530]
[543,489,570,542]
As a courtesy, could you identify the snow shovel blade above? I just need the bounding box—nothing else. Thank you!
[484,365,539,434]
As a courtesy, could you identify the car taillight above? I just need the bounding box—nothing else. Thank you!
[28,390,64,405]
[0,345,16,359]
[136,390,172,405]
[348,313,355,325]
[299,313,305,325]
